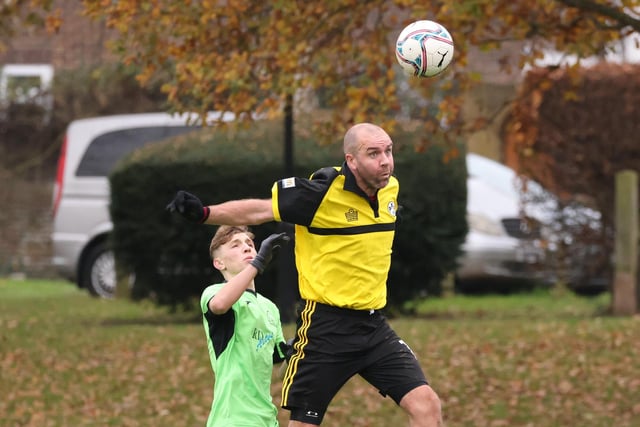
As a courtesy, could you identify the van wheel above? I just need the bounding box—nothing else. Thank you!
[81,242,116,298]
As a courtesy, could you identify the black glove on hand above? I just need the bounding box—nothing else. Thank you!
[250,232,290,274]
[278,337,295,363]
[285,337,295,362]
[166,190,210,224]
[273,338,295,363]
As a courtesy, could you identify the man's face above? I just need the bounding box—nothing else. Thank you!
[213,232,257,275]
[346,130,394,196]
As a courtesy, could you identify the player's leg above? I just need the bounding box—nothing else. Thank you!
[359,317,443,427]
[282,347,342,425]
[282,301,362,425]
[399,384,443,427]
[287,421,319,427]
[282,352,353,425]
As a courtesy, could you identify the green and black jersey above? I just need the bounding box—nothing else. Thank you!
[271,162,398,310]
[200,284,285,427]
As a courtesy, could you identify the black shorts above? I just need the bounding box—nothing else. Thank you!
[281,300,428,425]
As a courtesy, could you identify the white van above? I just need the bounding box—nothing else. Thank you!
[51,112,233,297]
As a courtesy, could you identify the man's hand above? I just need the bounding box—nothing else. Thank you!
[277,337,295,364]
[250,232,290,274]
[166,190,210,224]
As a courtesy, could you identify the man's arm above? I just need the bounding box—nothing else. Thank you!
[166,191,275,225]
[204,199,274,225]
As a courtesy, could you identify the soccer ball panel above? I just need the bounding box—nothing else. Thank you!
[395,20,454,78]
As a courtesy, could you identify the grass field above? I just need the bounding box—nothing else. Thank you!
[1,278,639,426]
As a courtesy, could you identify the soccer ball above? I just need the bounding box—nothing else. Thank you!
[395,20,454,78]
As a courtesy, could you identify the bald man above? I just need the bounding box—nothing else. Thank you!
[167,123,443,427]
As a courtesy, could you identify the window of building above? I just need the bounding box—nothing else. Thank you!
[0,63,54,108]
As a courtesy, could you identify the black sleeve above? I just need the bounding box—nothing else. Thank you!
[204,309,235,358]
[276,167,340,226]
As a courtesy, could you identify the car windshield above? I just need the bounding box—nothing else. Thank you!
[466,153,601,227]
[466,153,557,220]
[467,153,523,197]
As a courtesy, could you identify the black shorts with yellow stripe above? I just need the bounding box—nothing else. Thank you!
[281,300,428,425]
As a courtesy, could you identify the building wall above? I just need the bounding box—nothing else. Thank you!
[0,2,114,280]
[0,0,112,69]
[462,42,523,162]
[463,82,517,161]
[0,168,55,278]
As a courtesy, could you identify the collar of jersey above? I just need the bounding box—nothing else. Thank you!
[341,161,376,200]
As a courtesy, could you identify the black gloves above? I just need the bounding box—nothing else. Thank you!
[285,337,295,362]
[166,190,210,224]
[250,232,290,274]
[275,338,295,364]
[167,192,290,273]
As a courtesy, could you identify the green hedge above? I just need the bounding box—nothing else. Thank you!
[109,120,467,312]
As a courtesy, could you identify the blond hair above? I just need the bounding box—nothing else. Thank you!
[209,225,254,259]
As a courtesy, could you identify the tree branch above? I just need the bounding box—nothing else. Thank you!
[555,0,640,32]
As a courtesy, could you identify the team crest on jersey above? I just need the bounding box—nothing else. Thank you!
[281,177,296,189]
[345,208,358,222]
[388,200,397,217]
[266,310,276,326]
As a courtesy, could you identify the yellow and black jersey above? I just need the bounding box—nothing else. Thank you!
[271,162,398,310]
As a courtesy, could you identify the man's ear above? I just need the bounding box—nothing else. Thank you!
[213,258,225,271]
[345,152,356,169]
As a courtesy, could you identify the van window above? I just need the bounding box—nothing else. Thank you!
[75,126,198,177]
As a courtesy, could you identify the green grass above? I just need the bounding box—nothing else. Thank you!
[415,287,612,319]
[1,278,639,426]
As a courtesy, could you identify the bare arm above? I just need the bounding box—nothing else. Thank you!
[208,264,259,314]
[204,199,275,225]
[208,232,288,314]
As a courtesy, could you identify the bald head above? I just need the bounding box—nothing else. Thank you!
[343,123,390,155]
[342,123,394,196]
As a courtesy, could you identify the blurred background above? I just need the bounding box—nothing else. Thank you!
[1,0,638,315]
[2,3,639,426]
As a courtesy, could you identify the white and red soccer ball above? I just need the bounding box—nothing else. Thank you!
[395,20,454,78]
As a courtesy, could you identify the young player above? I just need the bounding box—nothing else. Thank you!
[201,225,290,427]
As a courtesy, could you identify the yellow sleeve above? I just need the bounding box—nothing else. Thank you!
[271,181,281,221]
